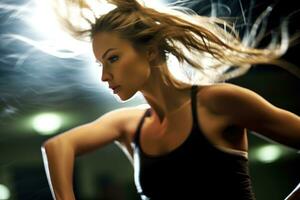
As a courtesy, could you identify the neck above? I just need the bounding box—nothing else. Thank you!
[140,64,191,125]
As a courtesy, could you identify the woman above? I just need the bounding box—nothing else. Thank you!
[41,0,300,199]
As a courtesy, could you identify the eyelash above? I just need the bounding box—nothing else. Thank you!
[95,55,119,68]
[108,55,119,63]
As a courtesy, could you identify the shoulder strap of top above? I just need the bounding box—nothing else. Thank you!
[133,108,151,145]
[191,85,200,128]
[134,85,199,144]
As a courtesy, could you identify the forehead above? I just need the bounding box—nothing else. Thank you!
[92,32,129,60]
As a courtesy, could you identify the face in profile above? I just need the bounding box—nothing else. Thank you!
[92,32,151,101]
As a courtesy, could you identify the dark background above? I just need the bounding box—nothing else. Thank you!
[0,0,299,199]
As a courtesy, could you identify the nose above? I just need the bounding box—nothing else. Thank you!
[101,67,112,82]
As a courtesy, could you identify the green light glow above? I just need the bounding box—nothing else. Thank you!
[32,113,62,135]
[0,184,10,200]
[255,145,282,163]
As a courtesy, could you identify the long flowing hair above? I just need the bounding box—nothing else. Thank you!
[45,0,297,88]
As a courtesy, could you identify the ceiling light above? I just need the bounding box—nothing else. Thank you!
[0,184,10,200]
[32,113,62,135]
[254,144,283,163]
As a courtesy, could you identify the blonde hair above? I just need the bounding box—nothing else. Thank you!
[52,0,295,88]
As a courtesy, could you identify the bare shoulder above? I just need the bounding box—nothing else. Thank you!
[110,104,150,142]
[99,104,148,124]
[198,83,252,102]
[43,104,149,156]
[197,83,262,115]
[107,104,149,158]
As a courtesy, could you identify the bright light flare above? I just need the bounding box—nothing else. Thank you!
[32,113,62,135]
[27,0,166,40]
[25,0,90,57]
[28,0,63,38]
[254,145,283,163]
[0,184,10,200]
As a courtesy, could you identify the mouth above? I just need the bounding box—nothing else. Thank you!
[112,86,121,94]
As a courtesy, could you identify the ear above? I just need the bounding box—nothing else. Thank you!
[146,46,159,65]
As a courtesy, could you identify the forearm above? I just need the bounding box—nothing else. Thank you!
[41,138,76,200]
[285,182,300,200]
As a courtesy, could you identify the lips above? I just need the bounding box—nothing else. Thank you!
[109,85,120,90]
[109,85,120,94]
[112,86,120,94]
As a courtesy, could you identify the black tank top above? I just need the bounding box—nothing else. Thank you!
[132,85,256,200]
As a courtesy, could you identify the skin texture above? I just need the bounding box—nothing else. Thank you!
[93,32,151,102]
[42,31,300,200]
[92,31,300,151]
[92,32,192,127]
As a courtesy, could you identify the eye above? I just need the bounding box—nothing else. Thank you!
[108,55,119,63]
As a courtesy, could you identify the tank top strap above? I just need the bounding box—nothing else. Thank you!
[191,85,200,129]
[133,108,151,145]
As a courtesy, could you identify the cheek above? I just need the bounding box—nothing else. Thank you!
[120,55,150,84]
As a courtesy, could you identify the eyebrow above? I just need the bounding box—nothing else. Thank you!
[102,48,117,60]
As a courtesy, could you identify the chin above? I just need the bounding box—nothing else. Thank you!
[114,90,137,103]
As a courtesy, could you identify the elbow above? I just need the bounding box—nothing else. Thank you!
[41,136,67,156]
[41,135,76,157]
[42,136,59,150]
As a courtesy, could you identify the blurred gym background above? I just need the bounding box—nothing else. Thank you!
[0,0,299,199]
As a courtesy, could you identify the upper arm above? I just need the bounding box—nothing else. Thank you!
[202,83,300,149]
[44,107,137,156]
